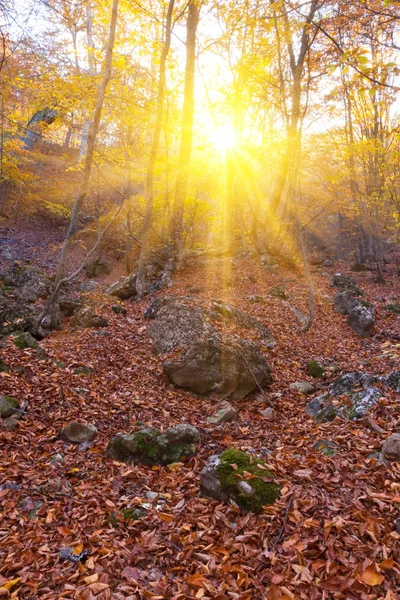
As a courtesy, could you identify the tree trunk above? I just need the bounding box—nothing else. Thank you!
[170,0,200,265]
[34,0,119,337]
[136,0,175,297]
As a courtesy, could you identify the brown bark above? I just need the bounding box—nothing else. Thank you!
[170,0,200,264]
[136,0,175,297]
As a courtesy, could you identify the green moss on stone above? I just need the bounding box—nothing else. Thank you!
[216,449,280,514]
[307,360,325,378]
[0,395,19,418]
[14,332,37,349]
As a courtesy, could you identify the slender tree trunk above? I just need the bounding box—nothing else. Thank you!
[78,6,97,162]
[170,0,200,265]
[136,0,175,297]
[34,0,119,337]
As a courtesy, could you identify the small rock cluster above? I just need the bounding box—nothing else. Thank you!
[306,371,399,423]
[331,273,375,337]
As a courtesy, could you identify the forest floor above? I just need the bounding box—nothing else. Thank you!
[0,224,400,600]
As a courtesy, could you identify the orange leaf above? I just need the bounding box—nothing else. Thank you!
[359,564,384,586]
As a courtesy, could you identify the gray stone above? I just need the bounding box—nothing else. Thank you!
[330,372,379,396]
[306,395,341,423]
[72,306,108,328]
[59,422,97,444]
[384,371,400,392]
[106,273,137,300]
[207,401,238,424]
[382,433,400,461]
[79,280,99,292]
[50,453,64,465]
[322,259,334,267]
[345,388,382,419]
[107,424,200,465]
[260,407,274,419]
[290,381,315,395]
[331,273,359,292]
[347,301,375,338]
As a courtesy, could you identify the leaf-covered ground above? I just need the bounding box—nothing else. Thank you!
[0,256,399,600]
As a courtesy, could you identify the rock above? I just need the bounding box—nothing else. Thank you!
[85,260,111,279]
[50,453,64,465]
[3,416,19,431]
[334,291,357,315]
[313,439,338,456]
[0,294,33,335]
[59,298,83,317]
[147,297,273,399]
[164,335,271,399]
[148,301,210,354]
[13,331,37,349]
[79,280,99,293]
[111,304,127,315]
[382,434,400,461]
[106,273,137,300]
[383,371,400,392]
[0,395,19,418]
[322,259,334,267]
[260,407,274,419]
[72,306,108,328]
[290,381,315,394]
[59,422,97,444]
[331,273,360,293]
[306,395,341,423]
[330,372,379,396]
[334,292,375,337]
[199,449,281,513]
[307,360,325,378]
[268,286,289,300]
[351,262,368,272]
[347,301,375,338]
[207,401,238,424]
[3,264,50,304]
[36,346,49,361]
[107,424,200,465]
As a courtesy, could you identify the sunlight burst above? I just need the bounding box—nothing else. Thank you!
[211,124,236,153]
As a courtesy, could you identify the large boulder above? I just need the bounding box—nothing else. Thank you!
[164,334,271,399]
[106,273,137,300]
[146,297,274,399]
[200,449,281,513]
[107,424,200,465]
[344,388,382,419]
[148,301,210,354]
[384,371,400,392]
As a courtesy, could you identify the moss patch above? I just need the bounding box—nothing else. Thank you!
[307,360,325,378]
[216,449,280,514]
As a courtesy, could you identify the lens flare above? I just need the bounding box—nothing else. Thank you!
[211,124,235,153]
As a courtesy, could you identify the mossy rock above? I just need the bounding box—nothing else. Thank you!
[107,506,146,527]
[14,332,37,349]
[111,305,127,315]
[0,360,9,372]
[107,424,200,466]
[74,366,93,376]
[307,360,325,378]
[313,440,338,457]
[0,395,19,418]
[200,449,281,514]
[385,303,400,315]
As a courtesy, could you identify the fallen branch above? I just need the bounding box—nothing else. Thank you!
[364,416,386,436]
